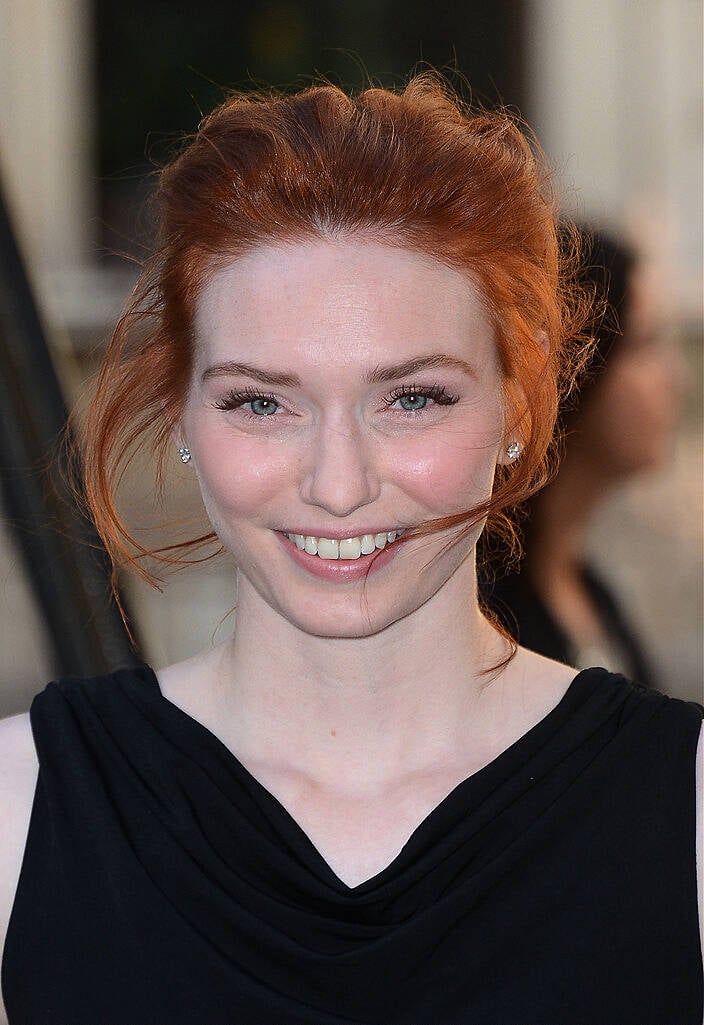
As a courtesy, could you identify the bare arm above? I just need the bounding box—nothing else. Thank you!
[697,721,704,1017]
[0,712,38,1025]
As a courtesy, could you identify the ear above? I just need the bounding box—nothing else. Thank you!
[165,395,186,446]
[496,331,549,465]
[497,437,522,466]
[169,415,192,464]
[496,376,525,467]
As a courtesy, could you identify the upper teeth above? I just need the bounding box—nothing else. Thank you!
[284,530,405,560]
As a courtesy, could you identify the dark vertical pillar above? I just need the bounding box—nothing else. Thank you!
[0,176,139,677]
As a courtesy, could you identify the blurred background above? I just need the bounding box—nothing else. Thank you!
[0,0,701,714]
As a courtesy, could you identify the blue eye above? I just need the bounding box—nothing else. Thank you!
[249,397,279,416]
[396,393,429,411]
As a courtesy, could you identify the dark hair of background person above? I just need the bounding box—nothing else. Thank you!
[557,228,636,431]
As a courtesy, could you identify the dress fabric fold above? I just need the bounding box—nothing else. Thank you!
[2,664,702,1025]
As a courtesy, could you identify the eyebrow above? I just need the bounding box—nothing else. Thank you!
[201,361,300,387]
[366,354,477,383]
[200,353,477,387]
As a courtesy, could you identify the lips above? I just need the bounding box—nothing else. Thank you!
[276,530,402,582]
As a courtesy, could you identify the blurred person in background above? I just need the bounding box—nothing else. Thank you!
[0,78,701,1024]
[481,228,684,687]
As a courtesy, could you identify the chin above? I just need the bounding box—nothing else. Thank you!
[271,590,417,640]
[268,554,470,641]
[233,525,476,639]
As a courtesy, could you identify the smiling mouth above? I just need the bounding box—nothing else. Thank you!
[282,529,406,560]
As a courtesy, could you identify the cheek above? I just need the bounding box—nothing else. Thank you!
[189,420,296,517]
[389,426,499,513]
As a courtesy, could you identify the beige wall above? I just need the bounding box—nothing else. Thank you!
[526,0,703,319]
[0,0,95,278]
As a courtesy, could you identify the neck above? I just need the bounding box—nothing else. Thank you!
[202,558,511,791]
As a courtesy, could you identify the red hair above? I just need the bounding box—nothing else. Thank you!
[81,73,590,624]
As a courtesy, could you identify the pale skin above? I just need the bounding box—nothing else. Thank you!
[0,239,701,1022]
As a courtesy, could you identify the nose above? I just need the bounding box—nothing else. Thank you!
[298,416,381,518]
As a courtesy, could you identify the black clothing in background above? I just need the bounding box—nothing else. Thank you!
[481,561,659,688]
[3,664,702,1024]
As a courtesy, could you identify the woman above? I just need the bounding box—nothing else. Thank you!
[481,229,683,686]
[1,76,702,1024]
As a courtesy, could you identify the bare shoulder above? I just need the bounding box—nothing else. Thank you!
[0,712,38,1022]
[0,711,38,810]
[696,722,703,974]
[507,647,579,716]
[155,644,230,722]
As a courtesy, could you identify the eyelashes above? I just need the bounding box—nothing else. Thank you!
[213,386,279,415]
[212,382,460,418]
[386,383,459,410]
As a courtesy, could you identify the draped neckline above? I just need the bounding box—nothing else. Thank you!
[142,662,594,893]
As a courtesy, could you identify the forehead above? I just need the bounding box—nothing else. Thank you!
[194,239,495,371]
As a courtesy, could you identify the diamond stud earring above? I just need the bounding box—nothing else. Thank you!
[506,441,521,461]
[178,446,192,464]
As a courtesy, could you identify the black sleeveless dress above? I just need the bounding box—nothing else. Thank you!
[3,665,702,1025]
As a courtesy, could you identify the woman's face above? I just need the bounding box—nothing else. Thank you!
[181,239,509,638]
[576,264,684,477]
